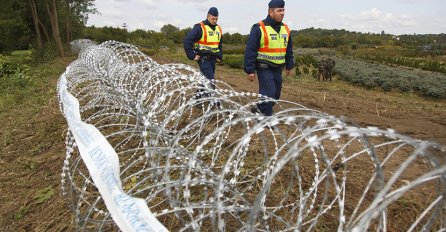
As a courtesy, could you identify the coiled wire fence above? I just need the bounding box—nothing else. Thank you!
[58,40,446,231]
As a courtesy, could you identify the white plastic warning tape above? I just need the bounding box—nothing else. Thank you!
[58,68,168,232]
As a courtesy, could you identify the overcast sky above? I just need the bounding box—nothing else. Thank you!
[87,0,446,35]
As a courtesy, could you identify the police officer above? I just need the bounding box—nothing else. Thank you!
[244,0,294,116]
[184,7,223,99]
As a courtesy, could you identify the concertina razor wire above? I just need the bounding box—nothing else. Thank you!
[58,40,446,231]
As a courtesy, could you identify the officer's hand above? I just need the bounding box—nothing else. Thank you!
[285,69,292,76]
[247,73,256,82]
[194,55,200,61]
[216,58,222,63]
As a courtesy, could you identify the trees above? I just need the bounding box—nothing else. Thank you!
[63,0,97,45]
[222,32,247,45]
[0,0,96,57]
[45,0,65,57]
[0,0,32,52]
[29,0,43,49]
[160,24,182,43]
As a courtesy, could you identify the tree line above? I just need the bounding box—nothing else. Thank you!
[76,25,446,53]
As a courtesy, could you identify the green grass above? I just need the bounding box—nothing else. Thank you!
[0,55,71,114]
[10,50,32,57]
[0,54,75,231]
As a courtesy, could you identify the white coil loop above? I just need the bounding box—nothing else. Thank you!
[59,40,446,231]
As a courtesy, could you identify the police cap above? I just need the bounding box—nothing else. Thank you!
[208,7,219,16]
[268,0,285,8]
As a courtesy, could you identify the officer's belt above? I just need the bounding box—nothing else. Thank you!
[201,55,215,60]
[256,61,283,69]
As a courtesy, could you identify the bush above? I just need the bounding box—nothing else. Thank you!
[32,42,60,63]
[295,54,318,67]
[138,47,159,56]
[295,68,302,76]
[311,69,317,78]
[0,55,33,98]
[424,88,444,98]
[225,48,245,55]
[224,55,244,69]
[398,80,412,92]
[381,82,392,92]
[0,59,21,76]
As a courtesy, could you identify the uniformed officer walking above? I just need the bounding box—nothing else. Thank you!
[184,7,223,100]
[244,0,294,116]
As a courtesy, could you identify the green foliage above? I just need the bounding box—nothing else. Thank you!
[295,68,302,76]
[11,50,32,57]
[225,48,245,55]
[223,55,244,69]
[0,0,97,54]
[0,0,32,52]
[139,47,159,56]
[295,54,318,67]
[160,24,179,36]
[334,57,446,98]
[0,52,37,110]
[83,26,129,43]
[13,207,29,220]
[0,58,21,77]
[223,32,248,44]
[292,27,446,50]
[311,69,317,78]
[124,176,138,191]
[358,54,446,74]
[33,186,55,204]
[32,42,60,63]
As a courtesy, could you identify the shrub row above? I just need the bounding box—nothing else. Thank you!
[223,55,244,69]
[359,54,446,74]
[224,48,245,55]
[295,54,318,67]
[217,51,446,99]
[334,57,446,98]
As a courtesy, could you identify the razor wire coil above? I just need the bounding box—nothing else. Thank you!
[59,40,446,231]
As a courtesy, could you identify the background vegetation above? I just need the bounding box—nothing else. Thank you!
[1,0,445,103]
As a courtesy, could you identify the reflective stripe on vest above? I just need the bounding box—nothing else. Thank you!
[257,21,290,64]
[195,22,222,53]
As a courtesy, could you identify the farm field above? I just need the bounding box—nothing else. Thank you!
[1,50,446,231]
[155,49,446,145]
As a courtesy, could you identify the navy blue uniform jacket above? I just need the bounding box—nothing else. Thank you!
[244,16,294,74]
[184,19,223,61]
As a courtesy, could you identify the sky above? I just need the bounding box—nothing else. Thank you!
[87,0,446,35]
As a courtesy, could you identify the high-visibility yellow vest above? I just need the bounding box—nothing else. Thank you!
[257,21,290,65]
[194,22,222,54]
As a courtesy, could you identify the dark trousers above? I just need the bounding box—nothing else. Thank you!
[196,57,216,98]
[199,57,216,81]
[257,66,283,116]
